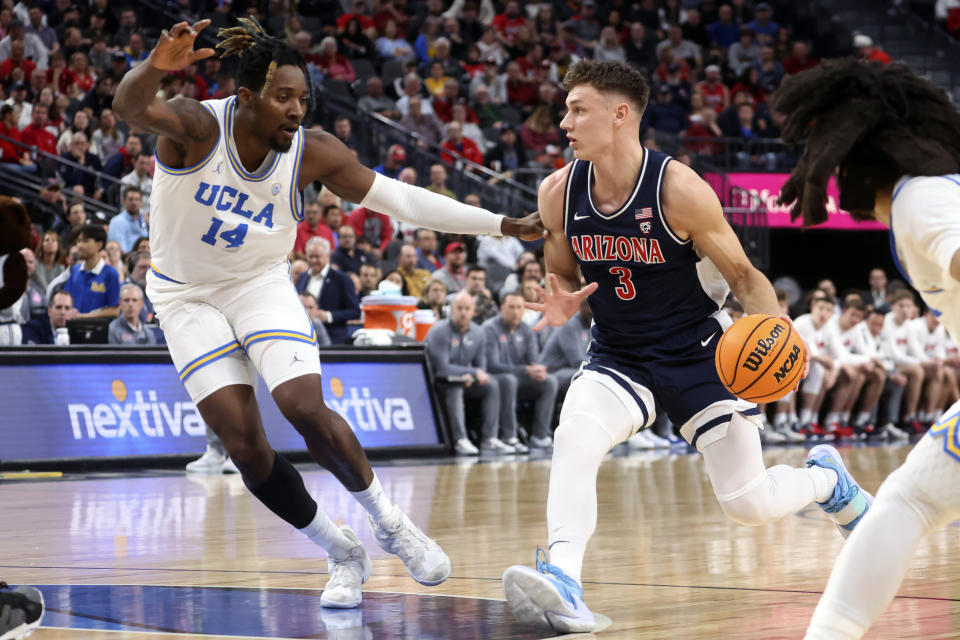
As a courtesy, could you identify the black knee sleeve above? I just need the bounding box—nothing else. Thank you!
[245,452,318,529]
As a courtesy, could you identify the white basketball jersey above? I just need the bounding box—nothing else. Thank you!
[149,95,305,285]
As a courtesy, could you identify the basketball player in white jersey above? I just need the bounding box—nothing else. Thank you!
[771,57,960,639]
[113,18,541,608]
[907,307,952,423]
[501,61,872,634]
[827,297,887,435]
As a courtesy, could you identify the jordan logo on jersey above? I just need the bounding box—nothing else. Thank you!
[193,182,275,229]
[570,234,665,265]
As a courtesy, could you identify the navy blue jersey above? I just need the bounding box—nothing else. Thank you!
[563,148,728,349]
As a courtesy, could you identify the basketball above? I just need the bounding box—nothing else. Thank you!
[715,314,806,403]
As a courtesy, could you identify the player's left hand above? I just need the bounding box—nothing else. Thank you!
[780,314,810,391]
[528,274,598,332]
[501,211,545,241]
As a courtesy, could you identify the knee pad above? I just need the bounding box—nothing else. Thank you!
[553,414,614,461]
[715,470,778,527]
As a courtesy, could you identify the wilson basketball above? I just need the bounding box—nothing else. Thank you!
[715,314,806,403]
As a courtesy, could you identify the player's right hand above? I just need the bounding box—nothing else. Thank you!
[150,20,216,71]
[527,273,598,332]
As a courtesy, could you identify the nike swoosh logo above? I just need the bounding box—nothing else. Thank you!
[573,213,589,221]
[701,332,717,347]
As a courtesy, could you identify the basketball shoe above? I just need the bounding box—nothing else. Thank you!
[321,526,372,609]
[0,582,44,640]
[185,446,238,474]
[503,548,596,633]
[806,445,873,538]
[368,508,450,586]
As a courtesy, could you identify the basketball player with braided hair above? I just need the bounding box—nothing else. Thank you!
[770,58,960,639]
[113,19,541,609]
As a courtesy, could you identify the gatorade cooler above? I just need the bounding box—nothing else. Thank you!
[361,295,418,337]
[414,309,436,341]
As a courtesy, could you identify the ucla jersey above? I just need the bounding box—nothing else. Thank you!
[149,95,305,285]
[563,149,728,349]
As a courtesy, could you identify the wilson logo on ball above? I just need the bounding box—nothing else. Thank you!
[741,323,785,372]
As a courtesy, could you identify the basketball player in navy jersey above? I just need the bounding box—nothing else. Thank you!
[113,18,540,609]
[502,61,872,633]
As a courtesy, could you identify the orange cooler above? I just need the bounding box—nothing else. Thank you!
[414,309,436,341]
[361,295,418,337]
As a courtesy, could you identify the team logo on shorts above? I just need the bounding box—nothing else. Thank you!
[271,182,281,196]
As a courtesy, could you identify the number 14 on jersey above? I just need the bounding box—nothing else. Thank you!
[200,217,248,248]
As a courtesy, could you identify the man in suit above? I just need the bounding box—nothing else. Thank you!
[21,290,76,344]
[295,237,361,344]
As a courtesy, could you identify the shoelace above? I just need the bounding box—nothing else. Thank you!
[328,556,364,587]
[387,518,432,563]
[535,547,581,608]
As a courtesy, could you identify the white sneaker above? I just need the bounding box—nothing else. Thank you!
[529,435,553,449]
[883,422,910,440]
[503,549,595,633]
[505,437,529,454]
[626,431,655,449]
[185,446,228,474]
[642,429,671,448]
[761,427,787,444]
[775,422,807,443]
[454,438,479,455]
[368,508,451,586]
[481,437,515,455]
[320,526,372,609]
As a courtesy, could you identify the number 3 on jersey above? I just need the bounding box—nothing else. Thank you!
[609,267,636,300]
[200,217,248,249]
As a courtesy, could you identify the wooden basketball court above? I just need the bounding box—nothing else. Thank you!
[2,442,956,639]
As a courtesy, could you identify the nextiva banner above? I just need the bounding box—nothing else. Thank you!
[718,173,887,230]
[0,358,442,461]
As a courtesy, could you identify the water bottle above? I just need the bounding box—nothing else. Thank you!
[55,327,70,346]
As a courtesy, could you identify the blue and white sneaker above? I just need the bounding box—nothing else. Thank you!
[806,444,873,538]
[503,548,596,633]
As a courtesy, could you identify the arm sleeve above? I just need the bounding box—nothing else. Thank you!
[360,172,504,237]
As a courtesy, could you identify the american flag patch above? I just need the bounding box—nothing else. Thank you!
[635,207,653,219]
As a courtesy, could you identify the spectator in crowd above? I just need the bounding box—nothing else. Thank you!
[484,123,528,174]
[0,103,35,172]
[853,34,892,65]
[358,76,400,120]
[646,84,688,136]
[465,265,497,323]
[315,36,356,82]
[121,152,153,211]
[417,278,448,320]
[108,283,156,346]
[397,73,434,117]
[331,224,374,274]
[752,44,784,94]
[708,4,741,49]
[729,102,777,170]
[78,75,115,118]
[332,116,359,155]
[376,18,415,62]
[477,231,524,275]
[104,134,142,179]
[290,258,309,285]
[470,56,508,104]
[624,22,657,73]
[867,268,890,313]
[491,1,528,46]
[593,25,625,63]
[339,16,374,60]
[539,298,592,397]
[655,23,701,67]
[25,5,57,51]
[426,163,456,199]
[728,27,761,77]
[782,40,818,76]
[1,40,37,92]
[92,111,127,168]
[347,205,393,255]
[20,290,75,344]
[415,228,444,271]
[504,59,538,109]
[520,104,561,156]
[358,263,381,297]
[17,247,46,320]
[696,64,730,113]
[20,103,56,157]
[399,95,444,146]
[295,200,336,254]
[483,291,558,451]
[441,120,484,165]
[124,249,154,323]
[448,103,484,150]
[434,241,468,293]
[745,2,778,45]
[371,143,407,179]
[683,107,724,156]
[26,178,65,232]
[472,84,503,129]
[337,0,377,35]
[49,224,119,318]
[123,33,150,69]
[107,186,147,253]
[295,237,361,344]
[683,8,710,48]
[60,201,86,247]
[381,269,410,295]
[56,110,91,156]
[298,292,333,346]
[33,229,65,292]
[0,19,48,69]
[397,243,432,297]
[425,291,501,455]
[104,241,127,281]
[59,132,100,196]
[566,0,602,53]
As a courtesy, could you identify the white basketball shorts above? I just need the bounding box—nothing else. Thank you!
[147,261,321,403]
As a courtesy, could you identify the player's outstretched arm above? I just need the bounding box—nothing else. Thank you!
[300,129,543,240]
[113,21,217,159]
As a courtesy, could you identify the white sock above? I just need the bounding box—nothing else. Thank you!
[808,466,840,504]
[298,509,357,561]
[904,413,916,422]
[351,474,401,529]
[826,412,840,425]
[774,413,787,427]
[855,411,871,426]
[841,411,851,424]
[800,408,813,425]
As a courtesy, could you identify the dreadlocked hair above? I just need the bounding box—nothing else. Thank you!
[770,57,960,226]
[216,16,315,108]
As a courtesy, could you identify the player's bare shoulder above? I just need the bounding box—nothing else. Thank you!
[538,163,574,234]
[661,159,723,238]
